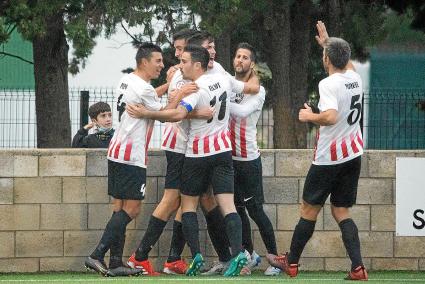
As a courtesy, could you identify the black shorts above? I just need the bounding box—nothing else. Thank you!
[164,151,185,189]
[303,156,361,207]
[181,151,234,196]
[234,157,264,207]
[108,160,146,200]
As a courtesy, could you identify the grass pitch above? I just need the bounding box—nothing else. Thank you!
[0,271,425,284]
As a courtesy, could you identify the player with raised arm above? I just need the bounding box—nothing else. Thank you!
[267,21,368,281]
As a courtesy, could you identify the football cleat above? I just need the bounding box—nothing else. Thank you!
[223,252,248,277]
[106,266,143,277]
[186,253,204,276]
[345,265,368,281]
[264,265,282,276]
[84,256,108,275]
[163,259,188,274]
[201,260,228,275]
[127,253,160,276]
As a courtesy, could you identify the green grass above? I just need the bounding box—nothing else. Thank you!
[0,271,425,284]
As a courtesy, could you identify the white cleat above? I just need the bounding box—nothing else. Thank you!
[201,261,228,275]
[264,265,282,276]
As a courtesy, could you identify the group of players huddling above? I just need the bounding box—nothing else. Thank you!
[84,21,368,281]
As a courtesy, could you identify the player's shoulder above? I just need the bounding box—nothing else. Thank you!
[259,86,266,98]
[212,61,226,74]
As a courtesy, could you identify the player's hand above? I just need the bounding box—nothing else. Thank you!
[126,103,147,118]
[168,89,179,104]
[195,106,215,120]
[179,82,199,97]
[315,20,329,48]
[83,122,95,130]
[166,64,179,83]
[299,103,313,122]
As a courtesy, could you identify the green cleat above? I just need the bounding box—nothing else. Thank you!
[223,252,248,277]
[186,253,204,276]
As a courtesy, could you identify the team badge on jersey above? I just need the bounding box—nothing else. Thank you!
[234,93,244,104]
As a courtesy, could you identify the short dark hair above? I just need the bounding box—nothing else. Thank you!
[235,42,257,63]
[173,29,198,42]
[89,102,111,119]
[186,31,214,46]
[184,44,210,71]
[135,42,162,66]
[324,37,351,69]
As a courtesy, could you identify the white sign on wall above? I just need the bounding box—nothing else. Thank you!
[396,157,425,236]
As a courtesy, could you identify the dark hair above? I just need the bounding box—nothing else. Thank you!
[186,31,214,46]
[173,29,198,42]
[135,42,162,66]
[89,102,111,119]
[324,37,351,69]
[184,44,210,71]
[235,42,257,63]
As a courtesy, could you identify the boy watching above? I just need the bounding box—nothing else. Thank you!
[72,102,114,148]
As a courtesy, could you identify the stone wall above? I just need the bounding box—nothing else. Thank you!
[0,149,424,272]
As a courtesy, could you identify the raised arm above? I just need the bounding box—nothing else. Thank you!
[299,103,337,126]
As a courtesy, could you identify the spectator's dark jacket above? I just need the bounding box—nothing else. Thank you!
[72,128,114,148]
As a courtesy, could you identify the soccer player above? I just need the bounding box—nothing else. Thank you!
[229,43,280,276]
[267,21,368,281]
[126,45,248,277]
[84,43,196,277]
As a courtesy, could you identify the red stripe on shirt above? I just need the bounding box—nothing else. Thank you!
[123,138,133,161]
[313,129,320,161]
[213,133,220,151]
[240,118,247,158]
[341,138,349,158]
[356,131,363,148]
[193,136,200,154]
[230,118,236,156]
[203,136,210,154]
[162,126,173,147]
[108,139,117,157]
[145,122,154,164]
[114,142,121,159]
[169,132,177,149]
[350,133,359,153]
[330,140,337,161]
[221,130,229,148]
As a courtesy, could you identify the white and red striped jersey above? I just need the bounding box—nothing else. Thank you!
[161,69,191,154]
[108,73,163,168]
[180,72,243,157]
[161,61,243,154]
[313,70,363,165]
[229,86,266,161]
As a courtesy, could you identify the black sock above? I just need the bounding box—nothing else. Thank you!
[135,215,167,261]
[109,233,125,268]
[91,210,132,261]
[206,206,232,262]
[109,212,125,268]
[182,212,200,258]
[224,212,243,258]
[246,203,277,255]
[339,218,363,270]
[236,206,253,254]
[167,220,186,263]
[288,217,316,264]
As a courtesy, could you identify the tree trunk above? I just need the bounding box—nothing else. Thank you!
[215,31,231,72]
[289,0,313,148]
[324,0,343,36]
[33,13,71,148]
[267,3,296,148]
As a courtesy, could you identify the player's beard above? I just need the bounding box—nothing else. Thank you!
[235,65,251,78]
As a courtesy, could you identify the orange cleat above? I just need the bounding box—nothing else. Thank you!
[345,265,368,281]
[266,253,298,277]
[163,259,188,274]
[127,253,160,276]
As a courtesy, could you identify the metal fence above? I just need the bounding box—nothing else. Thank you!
[0,88,275,149]
[1,88,424,149]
